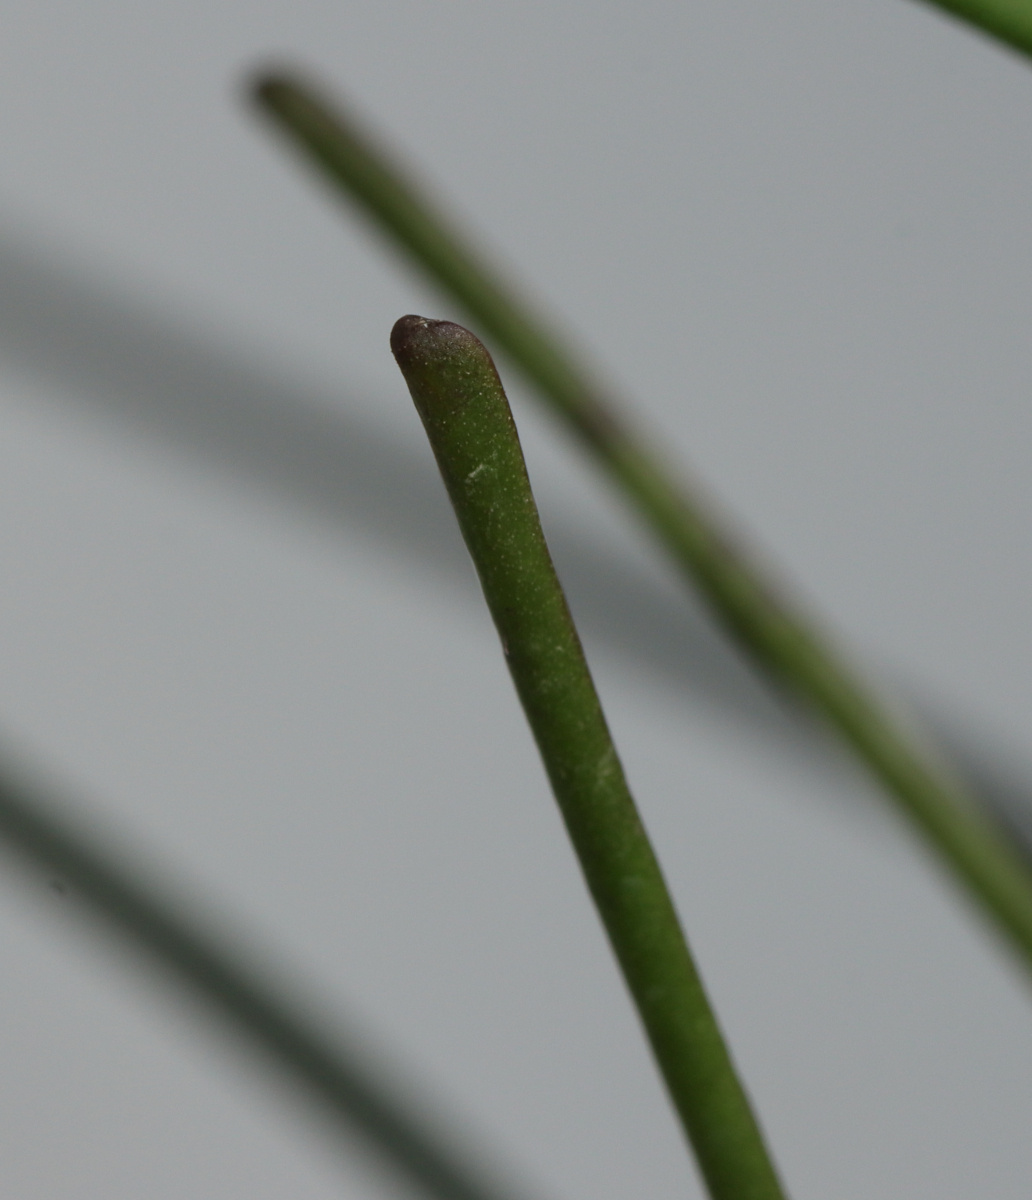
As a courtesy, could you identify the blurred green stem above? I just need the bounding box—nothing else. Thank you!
[392,314,787,1200]
[0,756,539,1200]
[253,71,1032,980]
[917,0,1032,59]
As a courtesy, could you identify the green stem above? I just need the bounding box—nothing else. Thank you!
[253,72,1032,980]
[392,315,787,1200]
[0,756,539,1200]
[915,0,1032,60]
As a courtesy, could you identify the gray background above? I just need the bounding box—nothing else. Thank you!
[0,1,1029,1196]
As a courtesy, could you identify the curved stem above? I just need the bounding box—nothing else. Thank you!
[0,756,540,1200]
[392,315,788,1200]
[251,71,1032,981]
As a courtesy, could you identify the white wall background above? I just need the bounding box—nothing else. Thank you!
[0,2,1029,1197]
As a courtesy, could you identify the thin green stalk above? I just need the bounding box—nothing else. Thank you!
[915,0,1032,60]
[392,314,787,1200]
[0,754,539,1200]
[253,71,1032,980]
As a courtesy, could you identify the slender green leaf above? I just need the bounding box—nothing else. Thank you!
[392,314,788,1200]
[252,71,1032,981]
[0,754,539,1200]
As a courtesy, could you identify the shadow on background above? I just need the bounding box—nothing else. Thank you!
[0,227,1026,854]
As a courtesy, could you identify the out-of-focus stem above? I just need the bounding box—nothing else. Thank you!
[916,0,1032,60]
[0,756,541,1200]
[253,71,1032,981]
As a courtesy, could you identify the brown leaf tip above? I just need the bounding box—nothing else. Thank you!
[390,315,491,373]
[248,67,296,110]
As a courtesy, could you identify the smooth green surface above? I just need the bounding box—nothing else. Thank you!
[392,315,787,1200]
[0,757,535,1200]
[254,72,1032,982]
[918,0,1032,59]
